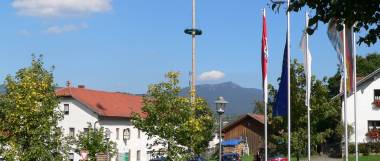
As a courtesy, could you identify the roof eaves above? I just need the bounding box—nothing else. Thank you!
[222,113,264,132]
[332,68,380,100]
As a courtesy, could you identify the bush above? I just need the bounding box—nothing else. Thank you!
[350,142,380,155]
[368,142,380,153]
[348,144,355,154]
[373,142,380,153]
[359,143,370,156]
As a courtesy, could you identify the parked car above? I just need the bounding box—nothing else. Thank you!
[268,154,287,161]
[222,153,241,161]
[254,148,287,161]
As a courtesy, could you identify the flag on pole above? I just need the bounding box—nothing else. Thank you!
[327,21,354,94]
[273,36,289,117]
[345,27,354,94]
[261,10,268,104]
[261,8,269,161]
[300,28,312,107]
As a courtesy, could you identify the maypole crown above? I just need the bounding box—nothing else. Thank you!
[184,28,202,35]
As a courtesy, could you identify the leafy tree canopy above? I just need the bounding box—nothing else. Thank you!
[269,60,342,160]
[75,123,117,161]
[0,55,66,160]
[132,72,214,161]
[270,0,380,46]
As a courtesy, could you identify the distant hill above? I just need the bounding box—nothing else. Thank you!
[180,82,262,116]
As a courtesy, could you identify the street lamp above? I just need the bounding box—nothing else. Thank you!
[215,96,228,161]
[105,128,111,161]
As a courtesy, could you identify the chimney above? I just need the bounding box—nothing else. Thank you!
[66,81,71,87]
[78,85,85,88]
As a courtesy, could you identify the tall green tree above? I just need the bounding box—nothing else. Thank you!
[270,0,380,46]
[269,60,342,160]
[132,72,214,161]
[75,123,117,161]
[0,55,66,160]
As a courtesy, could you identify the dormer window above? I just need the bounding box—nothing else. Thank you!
[64,104,69,115]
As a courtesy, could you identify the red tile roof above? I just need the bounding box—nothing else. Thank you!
[56,87,143,118]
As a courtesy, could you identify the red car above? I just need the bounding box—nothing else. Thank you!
[268,154,288,161]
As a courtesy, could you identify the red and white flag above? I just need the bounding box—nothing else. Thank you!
[261,9,268,103]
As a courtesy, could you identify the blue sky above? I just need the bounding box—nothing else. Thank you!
[0,0,379,94]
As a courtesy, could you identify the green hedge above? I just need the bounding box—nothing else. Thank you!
[349,142,380,155]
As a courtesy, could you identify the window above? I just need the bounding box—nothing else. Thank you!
[138,129,141,139]
[83,128,89,133]
[374,90,380,102]
[137,150,141,161]
[68,153,74,161]
[123,128,130,140]
[116,128,120,140]
[64,104,69,115]
[69,128,75,137]
[368,121,380,131]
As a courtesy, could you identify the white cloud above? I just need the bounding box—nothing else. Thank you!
[198,70,225,81]
[44,23,88,34]
[12,0,112,17]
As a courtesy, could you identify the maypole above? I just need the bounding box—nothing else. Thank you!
[184,0,202,103]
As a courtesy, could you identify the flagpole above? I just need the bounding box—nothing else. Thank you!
[305,12,311,161]
[263,8,268,161]
[343,24,349,161]
[353,27,358,161]
[287,0,291,160]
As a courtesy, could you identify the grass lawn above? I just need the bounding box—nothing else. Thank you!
[210,154,380,161]
[348,154,380,161]
[241,155,253,161]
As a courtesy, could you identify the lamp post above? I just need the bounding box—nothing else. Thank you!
[105,128,111,161]
[215,96,228,161]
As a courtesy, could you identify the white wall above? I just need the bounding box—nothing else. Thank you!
[58,98,99,161]
[344,74,380,143]
[58,98,152,161]
[100,118,151,161]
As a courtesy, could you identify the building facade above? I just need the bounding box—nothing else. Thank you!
[342,68,380,143]
[222,113,264,155]
[56,86,152,161]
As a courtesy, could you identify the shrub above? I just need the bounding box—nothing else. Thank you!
[359,143,370,156]
[348,144,355,154]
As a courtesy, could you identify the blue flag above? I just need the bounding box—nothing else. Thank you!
[273,37,289,117]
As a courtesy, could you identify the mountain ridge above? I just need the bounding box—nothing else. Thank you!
[180,81,262,116]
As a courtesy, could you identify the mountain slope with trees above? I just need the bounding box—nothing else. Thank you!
[181,82,263,116]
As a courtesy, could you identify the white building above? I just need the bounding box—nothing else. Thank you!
[56,85,153,161]
[341,68,380,143]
